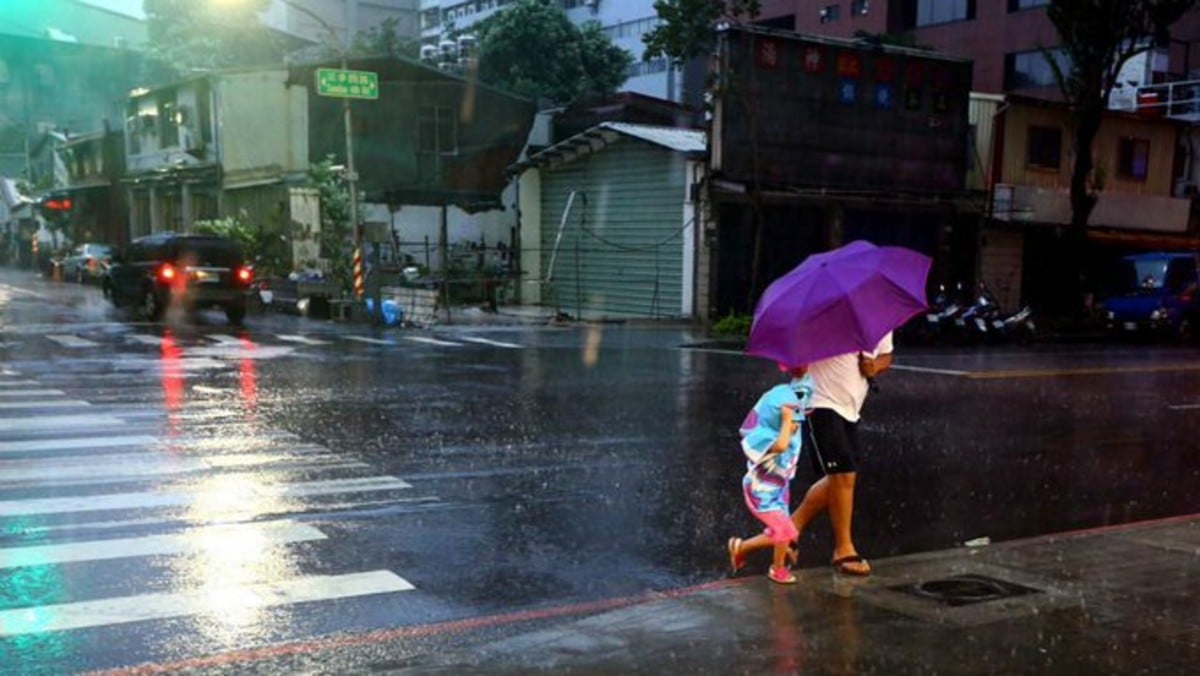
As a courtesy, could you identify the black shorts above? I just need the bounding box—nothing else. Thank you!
[806,408,859,475]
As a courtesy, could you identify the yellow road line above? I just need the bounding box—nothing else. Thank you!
[964,363,1200,380]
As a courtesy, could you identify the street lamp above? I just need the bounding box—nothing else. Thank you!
[273,0,361,257]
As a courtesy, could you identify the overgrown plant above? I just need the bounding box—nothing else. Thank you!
[309,156,355,296]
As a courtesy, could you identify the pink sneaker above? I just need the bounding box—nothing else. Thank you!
[768,565,796,585]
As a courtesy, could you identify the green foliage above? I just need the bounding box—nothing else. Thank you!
[474,0,632,104]
[193,216,289,276]
[352,16,419,59]
[711,311,752,338]
[143,0,287,80]
[309,156,355,295]
[642,0,760,67]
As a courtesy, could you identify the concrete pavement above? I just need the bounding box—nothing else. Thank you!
[397,514,1199,674]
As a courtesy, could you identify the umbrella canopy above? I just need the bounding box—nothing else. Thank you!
[746,240,931,367]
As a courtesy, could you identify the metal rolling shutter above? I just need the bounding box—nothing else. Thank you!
[539,139,686,319]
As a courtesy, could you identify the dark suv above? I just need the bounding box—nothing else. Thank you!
[103,233,253,324]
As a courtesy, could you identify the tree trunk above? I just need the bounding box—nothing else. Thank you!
[1065,107,1102,317]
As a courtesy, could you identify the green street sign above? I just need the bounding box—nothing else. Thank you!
[315,68,379,100]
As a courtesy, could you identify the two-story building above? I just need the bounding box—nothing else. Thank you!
[117,56,534,275]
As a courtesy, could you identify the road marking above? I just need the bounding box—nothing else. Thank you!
[204,334,246,345]
[89,578,735,675]
[276,334,332,346]
[0,475,414,516]
[963,363,1200,380]
[0,521,326,569]
[0,413,126,432]
[459,336,523,349]
[127,335,165,346]
[405,336,463,347]
[890,364,971,376]
[344,336,395,346]
[0,399,91,410]
[0,435,159,454]
[191,385,226,394]
[0,380,39,387]
[0,389,64,397]
[46,334,101,348]
[0,452,370,484]
[0,570,413,637]
[1167,403,1200,410]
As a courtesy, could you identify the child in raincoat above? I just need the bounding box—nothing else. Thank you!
[727,365,814,584]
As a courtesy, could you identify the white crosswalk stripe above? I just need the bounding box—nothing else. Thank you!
[0,372,426,648]
[0,521,326,569]
[458,336,524,349]
[0,570,413,637]
[45,334,102,348]
[27,330,527,352]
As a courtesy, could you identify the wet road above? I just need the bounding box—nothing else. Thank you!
[1,267,1197,673]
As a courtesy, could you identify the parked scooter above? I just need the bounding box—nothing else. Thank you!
[921,282,968,343]
[952,283,999,342]
[988,303,1037,344]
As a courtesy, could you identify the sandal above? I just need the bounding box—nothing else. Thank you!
[768,565,796,585]
[727,537,745,574]
[831,554,871,576]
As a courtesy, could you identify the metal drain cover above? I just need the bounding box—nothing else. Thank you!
[889,574,1043,607]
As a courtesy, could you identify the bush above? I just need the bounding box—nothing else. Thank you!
[711,311,752,337]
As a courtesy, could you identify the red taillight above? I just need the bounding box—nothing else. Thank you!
[236,267,253,284]
[158,263,177,281]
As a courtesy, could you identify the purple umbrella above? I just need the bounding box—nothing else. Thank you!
[746,240,931,367]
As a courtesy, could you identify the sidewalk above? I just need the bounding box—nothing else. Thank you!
[398,514,1199,674]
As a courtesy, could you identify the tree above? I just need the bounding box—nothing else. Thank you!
[1045,0,1194,312]
[641,0,761,67]
[351,16,419,60]
[310,156,355,295]
[143,0,288,81]
[473,0,632,104]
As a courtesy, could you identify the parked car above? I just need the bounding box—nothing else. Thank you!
[1102,251,1200,336]
[60,243,114,284]
[102,233,254,324]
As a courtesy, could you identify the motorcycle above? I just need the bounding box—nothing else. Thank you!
[988,303,1037,344]
[921,282,968,343]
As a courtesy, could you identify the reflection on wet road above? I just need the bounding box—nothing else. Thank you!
[1,272,1198,672]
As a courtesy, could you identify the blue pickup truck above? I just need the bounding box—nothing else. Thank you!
[1102,252,1200,336]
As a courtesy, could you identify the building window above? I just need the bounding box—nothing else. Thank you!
[1008,0,1049,10]
[418,106,457,155]
[1026,125,1062,170]
[820,4,840,23]
[913,0,974,27]
[1004,48,1070,89]
[1117,137,1150,180]
[852,0,870,16]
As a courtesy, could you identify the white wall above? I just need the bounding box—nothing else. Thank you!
[361,181,517,270]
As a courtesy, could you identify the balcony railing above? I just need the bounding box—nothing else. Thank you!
[1122,79,1200,122]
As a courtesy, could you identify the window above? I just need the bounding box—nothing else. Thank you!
[820,4,840,23]
[1026,125,1062,170]
[418,106,457,155]
[914,0,974,27]
[1117,137,1150,180]
[852,0,870,16]
[1004,48,1070,89]
[1008,0,1049,10]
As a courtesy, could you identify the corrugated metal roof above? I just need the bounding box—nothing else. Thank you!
[599,122,707,153]
[511,122,706,175]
